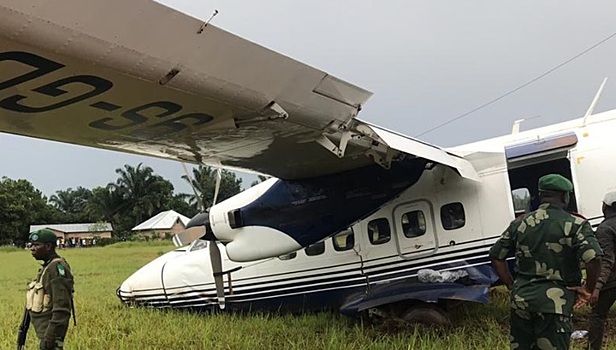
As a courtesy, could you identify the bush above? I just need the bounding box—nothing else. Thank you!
[95,237,118,247]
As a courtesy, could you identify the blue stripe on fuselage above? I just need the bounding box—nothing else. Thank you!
[236,158,428,246]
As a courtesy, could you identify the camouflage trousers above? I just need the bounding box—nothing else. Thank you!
[510,309,572,350]
[39,338,64,350]
[588,286,616,350]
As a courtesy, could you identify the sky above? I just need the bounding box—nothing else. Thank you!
[2,0,616,197]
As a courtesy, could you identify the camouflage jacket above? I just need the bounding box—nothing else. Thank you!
[489,203,602,316]
[595,214,616,291]
[29,253,74,341]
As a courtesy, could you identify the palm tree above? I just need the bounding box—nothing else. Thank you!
[50,187,93,222]
[113,163,174,224]
[182,165,242,210]
[86,185,127,223]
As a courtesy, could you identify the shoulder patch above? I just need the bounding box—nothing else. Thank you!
[57,264,66,277]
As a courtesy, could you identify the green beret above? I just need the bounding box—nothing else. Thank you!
[29,229,58,244]
[538,174,573,192]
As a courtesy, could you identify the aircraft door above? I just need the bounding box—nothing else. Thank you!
[393,200,437,259]
[355,201,439,287]
[505,131,578,214]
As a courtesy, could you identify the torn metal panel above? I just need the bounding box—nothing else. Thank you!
[339,265,496,316]
[358,120,480,181]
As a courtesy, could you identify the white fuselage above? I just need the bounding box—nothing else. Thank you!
[117,108,616,313]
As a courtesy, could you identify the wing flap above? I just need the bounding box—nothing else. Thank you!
[362,122,480,181]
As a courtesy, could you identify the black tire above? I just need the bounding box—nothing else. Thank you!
[401,304,451,327]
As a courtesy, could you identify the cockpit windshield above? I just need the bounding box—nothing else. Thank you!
[188,239,208,252]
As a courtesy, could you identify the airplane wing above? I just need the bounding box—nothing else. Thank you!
[0,0,477,181]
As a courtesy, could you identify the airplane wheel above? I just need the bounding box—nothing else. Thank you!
[360,306,388,325]
[401,304,451,327]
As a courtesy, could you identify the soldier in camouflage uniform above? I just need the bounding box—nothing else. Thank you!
[587,191,616,350]
[489,174,602,350]
[27,229,74,350]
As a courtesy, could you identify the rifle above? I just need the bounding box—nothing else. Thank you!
[17,307,30,350]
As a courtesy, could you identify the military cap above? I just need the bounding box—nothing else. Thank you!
[538,174,573,192]
[29,229,58,244]
[604,191,616,206]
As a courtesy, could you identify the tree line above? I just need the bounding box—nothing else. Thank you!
[0,163,257,245]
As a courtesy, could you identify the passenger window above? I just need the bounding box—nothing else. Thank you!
[332,228,355,251]
[512,188,531,216]
[305,241,325,256]
[279,252,297,260]
[440,203,465,230]
[368,218,391,245]
[402,210,427,238]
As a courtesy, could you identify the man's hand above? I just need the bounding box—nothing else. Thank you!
[567,286,591,309]
[590,288,601,307]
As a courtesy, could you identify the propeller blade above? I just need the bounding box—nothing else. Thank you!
[172,226,206,247]
[210,168,226,309]
[209,241,226,309]
[181,164,226,309]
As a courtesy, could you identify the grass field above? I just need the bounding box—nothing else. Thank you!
[1,243,614,349]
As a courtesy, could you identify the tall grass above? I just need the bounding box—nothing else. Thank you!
[1,244,613,349]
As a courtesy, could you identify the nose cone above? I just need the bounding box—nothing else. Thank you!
[117,248,186,307]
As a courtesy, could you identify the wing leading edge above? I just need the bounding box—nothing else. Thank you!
[0,0,478,182]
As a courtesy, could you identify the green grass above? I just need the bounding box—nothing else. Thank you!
[1,244,614,349]
[106,240,176,249]
[0,245,22,253]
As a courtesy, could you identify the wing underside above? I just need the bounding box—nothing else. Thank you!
[0,0,477,181]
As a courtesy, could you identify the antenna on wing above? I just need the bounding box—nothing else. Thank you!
[511,115,540,134]
[197,9,219,34]
[582,77,608,126]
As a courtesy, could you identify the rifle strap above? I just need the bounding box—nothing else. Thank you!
[71,296,76,327]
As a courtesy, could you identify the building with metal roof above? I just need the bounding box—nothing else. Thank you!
[132,210,190,239]
[29,222,113,247]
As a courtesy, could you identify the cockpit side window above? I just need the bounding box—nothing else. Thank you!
[189,239,208,252]
[305,241,325,256]
[279,252,297,260]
